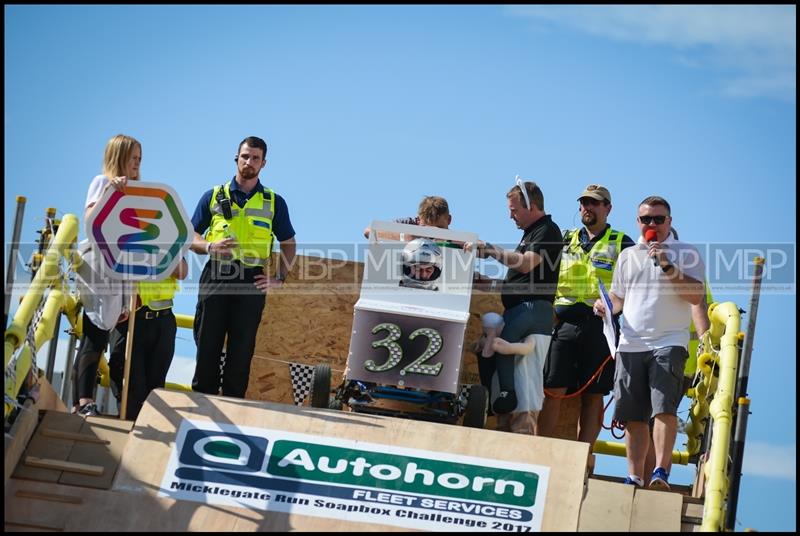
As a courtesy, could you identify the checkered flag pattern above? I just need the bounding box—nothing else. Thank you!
[289,363,316,406]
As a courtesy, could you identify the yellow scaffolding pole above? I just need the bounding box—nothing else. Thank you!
[592,440,690,465]
[4,214,78,418]
[700,302,741,532]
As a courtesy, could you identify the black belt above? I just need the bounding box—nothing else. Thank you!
[137,307,173,320]
[212,260,264,277]
[555,303,595,324]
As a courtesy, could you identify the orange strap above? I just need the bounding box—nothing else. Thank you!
[543,354,613,399]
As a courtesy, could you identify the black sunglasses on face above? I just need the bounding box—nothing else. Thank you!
[639,215,667,225]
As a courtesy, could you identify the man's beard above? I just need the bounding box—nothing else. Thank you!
[240,166,258,180]
[581,212,597,226]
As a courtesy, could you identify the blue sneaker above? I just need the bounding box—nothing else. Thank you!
[649,467,670,491]
[623,476,643,487]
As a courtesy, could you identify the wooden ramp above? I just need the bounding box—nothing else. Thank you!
[6,410,134,531]
[12,411,134,489]
[11,389,586,531]
[4,390,701,532]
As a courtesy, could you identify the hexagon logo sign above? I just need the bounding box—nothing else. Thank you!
[86,181,193,281]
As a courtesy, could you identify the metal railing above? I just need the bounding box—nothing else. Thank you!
[4,213,81,418]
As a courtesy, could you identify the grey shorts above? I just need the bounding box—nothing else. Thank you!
[613,346,688,423]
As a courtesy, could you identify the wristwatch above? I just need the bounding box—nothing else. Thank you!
[661,263,675,274]
[275,273,286,282]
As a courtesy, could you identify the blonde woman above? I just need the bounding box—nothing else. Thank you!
[72,134,141,416]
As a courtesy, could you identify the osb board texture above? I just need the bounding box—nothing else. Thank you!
[246,255,504,402]
[111,389,588,532]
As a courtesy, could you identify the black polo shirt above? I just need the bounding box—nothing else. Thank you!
[501,214,563,309]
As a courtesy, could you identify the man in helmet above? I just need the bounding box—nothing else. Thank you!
[400,238,443,291]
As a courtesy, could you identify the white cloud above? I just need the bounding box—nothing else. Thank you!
[506,5,796,101]
[743,441,796,481]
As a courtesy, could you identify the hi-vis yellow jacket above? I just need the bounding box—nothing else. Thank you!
[554,227,625,308]
[206,183,275,267]
[137,278,178,311]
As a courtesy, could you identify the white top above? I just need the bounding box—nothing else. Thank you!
[611,235,705,352]
[491,333,550,413]
[76,175,129,330]
[85,174,110,208]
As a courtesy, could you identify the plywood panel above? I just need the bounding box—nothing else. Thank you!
[4,400,39,484]
[37,377,67,413]
[59,416,133,489]
[630,488,683,532]
[12,411,84,483]
[5,479,396,533]
[11,411,133,490]
[578,478,634,531]
[111,389,588,532]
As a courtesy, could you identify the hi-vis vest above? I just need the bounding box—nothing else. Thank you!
[205,183,275,267]
[137,278,178,311]
[554,227,625,308]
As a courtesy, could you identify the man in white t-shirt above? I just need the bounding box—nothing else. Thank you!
[593,196,705,491]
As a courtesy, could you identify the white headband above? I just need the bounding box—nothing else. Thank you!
[515,174,531,210]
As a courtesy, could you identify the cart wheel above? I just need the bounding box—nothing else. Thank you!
[462,384,488,428]
[310,364,332,408]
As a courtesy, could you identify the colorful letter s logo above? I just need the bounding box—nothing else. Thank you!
[118,207,163,254]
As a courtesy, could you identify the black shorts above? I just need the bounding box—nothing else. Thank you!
[544,315,614,395]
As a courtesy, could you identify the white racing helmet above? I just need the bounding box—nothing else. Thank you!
[401,238,443,290]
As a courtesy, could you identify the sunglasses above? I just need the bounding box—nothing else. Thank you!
[638,215,667,225]
[515,175,531,210]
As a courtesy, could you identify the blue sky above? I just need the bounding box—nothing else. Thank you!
[5,5,795,531]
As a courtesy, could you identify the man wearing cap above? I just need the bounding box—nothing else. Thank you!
[467,180,563,416]
[538,185,634,459]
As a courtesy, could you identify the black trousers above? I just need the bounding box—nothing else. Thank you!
[73,312,112,402]
[192,261,266,398]
[109,309,176,420]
